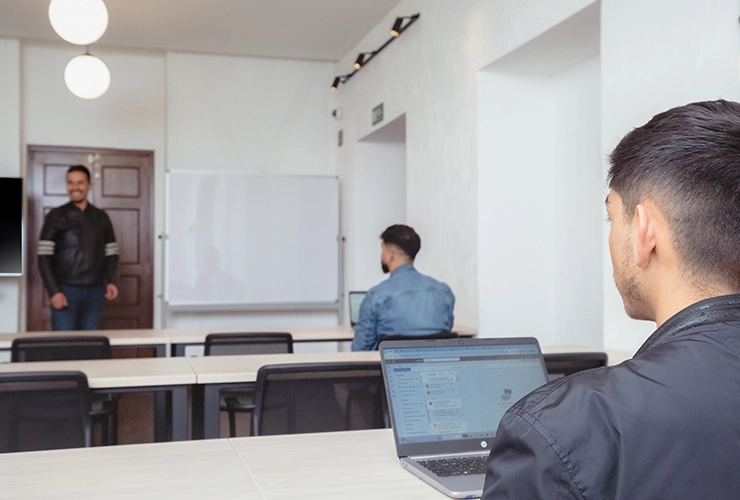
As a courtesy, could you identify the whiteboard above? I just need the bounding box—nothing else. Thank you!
[165,171,339,306]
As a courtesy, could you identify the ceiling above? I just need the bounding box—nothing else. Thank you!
[0,0,404,61]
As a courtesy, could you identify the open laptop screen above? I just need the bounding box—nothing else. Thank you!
[382,341,547,447]
[349,291,367,326]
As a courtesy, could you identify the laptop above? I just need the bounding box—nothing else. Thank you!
[348,291,367,327]
[379,337,549,498]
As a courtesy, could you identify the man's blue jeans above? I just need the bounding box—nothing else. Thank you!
[51,284,106,331]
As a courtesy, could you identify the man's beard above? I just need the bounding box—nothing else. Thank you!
[381,260,389,274]
[614,240,652,321]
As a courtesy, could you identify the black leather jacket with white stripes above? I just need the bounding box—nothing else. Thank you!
[38,201,119,297]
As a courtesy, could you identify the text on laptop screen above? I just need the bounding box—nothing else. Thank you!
[383,344,546,444]
[349,292,367,325]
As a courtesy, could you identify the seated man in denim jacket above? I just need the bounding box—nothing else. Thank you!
[351,224,455,351]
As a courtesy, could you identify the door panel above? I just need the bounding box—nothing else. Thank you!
[26,146,154,331]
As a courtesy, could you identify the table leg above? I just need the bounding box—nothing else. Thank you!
[170,386,188,441]
[154,391,167,442]
[191,383,222,439]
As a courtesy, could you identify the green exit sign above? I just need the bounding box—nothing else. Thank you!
[372,103,384,125]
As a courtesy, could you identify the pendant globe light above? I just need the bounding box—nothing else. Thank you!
[49,0,109,45]
[64,53,110,99]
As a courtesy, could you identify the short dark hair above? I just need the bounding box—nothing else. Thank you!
[381,224,421,260]
[67,165,90,182]
[608,99,740,291]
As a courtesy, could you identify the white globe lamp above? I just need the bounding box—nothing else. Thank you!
[49,0,109,45]
[64,54,110,99]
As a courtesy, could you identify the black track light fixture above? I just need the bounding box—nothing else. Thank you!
[354,52,374,70]
[330,13,420,91]
[391,14,419,37]
[331,76,345,91]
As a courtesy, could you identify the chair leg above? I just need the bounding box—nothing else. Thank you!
[108,399,118,445]
[228,409,237,438]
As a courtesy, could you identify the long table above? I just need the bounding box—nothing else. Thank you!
[0,325,480,358]
[188,351,381,439]
[168,324,478,356]
[0,344,632,443]
[0,357,194,442]
[0,439,264,499]
[0,429,443,499]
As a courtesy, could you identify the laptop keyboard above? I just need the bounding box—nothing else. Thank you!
[418,456,488,477]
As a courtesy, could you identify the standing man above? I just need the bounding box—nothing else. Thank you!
[351,224,455,351]
[38,165,119,331]
[482,100,740,498]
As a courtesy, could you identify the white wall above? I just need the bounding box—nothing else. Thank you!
[0,39,337,332]
[166,52,336,176]
[354,139,406,291]
[478,72,557,342]
[550,57,603,346]
[336,0,596,333]
[164,52,338,329]
[22,41,168,327]
[477,56,602,347]
[600,0,740,352]
[0,38,21,333]
[338,0,740,353]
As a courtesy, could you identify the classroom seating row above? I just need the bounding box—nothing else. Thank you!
[0,346,629,448]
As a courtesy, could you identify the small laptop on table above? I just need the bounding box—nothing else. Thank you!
[348,291,367,327]
[379,337,549,499]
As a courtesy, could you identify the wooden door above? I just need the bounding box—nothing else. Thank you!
[26,146,154,331]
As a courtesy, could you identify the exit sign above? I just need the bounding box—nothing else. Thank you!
[372,103,384,125]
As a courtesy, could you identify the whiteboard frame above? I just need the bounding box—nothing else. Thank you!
[160,170,343,327]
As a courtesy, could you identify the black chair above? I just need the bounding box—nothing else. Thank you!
[11,336,118,445]
[0,371,92,453]
[377,330,458,345]
[203,332,293,437]
[543,352,608,381]
[250,362,387,436]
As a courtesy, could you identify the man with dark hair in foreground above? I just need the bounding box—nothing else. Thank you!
[482,100,740,499]
[351,224,455,351]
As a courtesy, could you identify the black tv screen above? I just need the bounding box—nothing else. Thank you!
[0,178,23,276]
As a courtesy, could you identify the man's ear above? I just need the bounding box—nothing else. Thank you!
[634,204,656,269]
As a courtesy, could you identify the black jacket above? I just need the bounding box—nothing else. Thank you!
[38,201,119,297]
[483,294,740,500]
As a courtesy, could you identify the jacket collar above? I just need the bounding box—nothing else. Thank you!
[390,264,415,277]
[635,293,740,357]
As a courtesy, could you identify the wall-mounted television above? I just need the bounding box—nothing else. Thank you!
[0,177,23,276]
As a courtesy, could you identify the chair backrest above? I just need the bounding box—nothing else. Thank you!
[251,362,387,436]
[204,333,294,356]
[0,371,92,453]
[377,330,458,345]
[11,336,112,362]
[543,352,608,381]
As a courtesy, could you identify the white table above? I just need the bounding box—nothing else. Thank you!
[187,351,380,439]
[0,358,195,442]
[0,439,263,499]
[168,324,478,356]
[231,429,448,500]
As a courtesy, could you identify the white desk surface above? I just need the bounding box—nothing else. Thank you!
[0,439,263,500]
[0,357,196,389]
[231,428,448,500]
[0,329,171,349]
[0,325,479,348]
[168,324,478,343]
[186,351,380,384]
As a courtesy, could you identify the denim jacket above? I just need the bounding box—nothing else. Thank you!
[351,264,455,351]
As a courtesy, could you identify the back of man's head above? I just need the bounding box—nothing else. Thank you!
[608,99,740,292]
[381,224,421,260]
